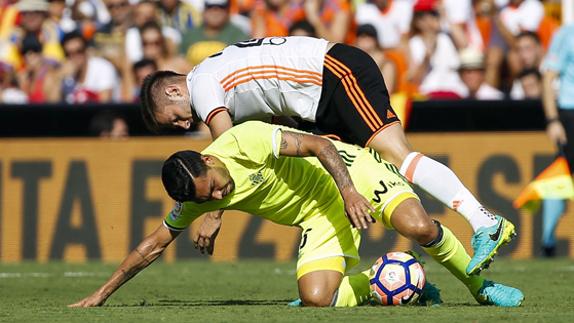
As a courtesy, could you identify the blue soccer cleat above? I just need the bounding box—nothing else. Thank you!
[467,215,516,275]
[287,298,302,307]
[475,280,524,307]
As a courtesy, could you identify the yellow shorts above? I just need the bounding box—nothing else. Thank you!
[296,191,418,279]
[296,148,419,279]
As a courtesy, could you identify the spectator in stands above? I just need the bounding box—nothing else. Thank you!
[458,47,503,100]
[440,0,482,50]
[180,0,248,67]
[132,58,158,101]
[140,21,190,73]
[93,0,132,68]
[125,0,182,64]
[251,0,298,38]
[157,0,201,36]
[3,0,64,68]
[16,33,59,103]
[121,58,158,102]
[90,110,129,139]
[510,31,543,99]
[293,0,354,44]
[515,31,543,70]
[47,0,76,35]
[0,61,28,104]
[515,68,542,99]
[484,0,544,88]
[355,0,412,50]
[46,30,118,103]
[407,0,465,99]
[354,24,396,94]
[288,20,316,37]
[541,23,574,257]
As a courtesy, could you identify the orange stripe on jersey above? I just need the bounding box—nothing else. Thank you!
[205,107,229,125]
[404,153,423,183]
[324,61,377,132]
[221,65,322,87]
[324,56,382,129]
[222,69,322,91]
[224,74,322,92]
[324,58,378,131]
[324,59,378,131]
[325,55,384,127]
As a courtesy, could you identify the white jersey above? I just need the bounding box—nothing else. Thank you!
[186,36,329,124]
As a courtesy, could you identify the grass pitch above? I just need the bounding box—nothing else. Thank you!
[0,258,573,322]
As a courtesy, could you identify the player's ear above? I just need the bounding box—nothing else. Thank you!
[202,155,214,166]
[165,84,182,97]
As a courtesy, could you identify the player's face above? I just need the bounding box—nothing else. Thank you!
[154,84,194,130]
[193,156,235,203]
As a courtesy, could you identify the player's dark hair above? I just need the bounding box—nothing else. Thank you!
[140,70,184,133]
[162,150,208,202]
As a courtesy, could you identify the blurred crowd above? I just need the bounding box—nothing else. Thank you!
[0,0,564,104]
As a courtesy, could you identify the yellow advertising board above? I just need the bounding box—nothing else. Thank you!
[0,132,572,263]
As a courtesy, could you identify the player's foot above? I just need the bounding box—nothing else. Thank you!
[287,298,302,307]
[417,281,442,307]
[475,280,524,307]
[467,215,516,275]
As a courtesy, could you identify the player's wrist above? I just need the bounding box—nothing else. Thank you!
[546,117,561,126]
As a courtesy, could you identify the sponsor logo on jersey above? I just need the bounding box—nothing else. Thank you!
[169,201,184,221]
[249,170,265,186]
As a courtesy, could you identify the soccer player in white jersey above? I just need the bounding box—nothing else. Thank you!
[139,36,515,275]
[69,121,524,308]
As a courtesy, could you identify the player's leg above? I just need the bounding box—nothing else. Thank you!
[316,43,515,275]
[296,257,371,307]
[387,198,524,307]
[369,124,516,275]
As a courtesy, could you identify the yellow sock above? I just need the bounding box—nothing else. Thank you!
[334,269,372,307]
[422,224,484,296]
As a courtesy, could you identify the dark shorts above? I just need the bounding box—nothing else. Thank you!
[315,43,400,146]
[559,109,574,170]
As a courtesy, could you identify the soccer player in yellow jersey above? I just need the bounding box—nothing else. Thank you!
[69,121,523,308]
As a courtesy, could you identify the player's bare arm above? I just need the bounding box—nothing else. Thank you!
[280,131,375,229]
[68,224,180,307]
[207,108,234,139]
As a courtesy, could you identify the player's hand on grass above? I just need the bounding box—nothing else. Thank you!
[193,211,222,255]
[341,188,376,229]
[68,294,105,307]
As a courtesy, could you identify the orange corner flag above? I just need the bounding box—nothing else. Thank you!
[513,156,574,211]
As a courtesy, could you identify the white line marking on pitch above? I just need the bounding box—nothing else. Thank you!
[0,272,108,278]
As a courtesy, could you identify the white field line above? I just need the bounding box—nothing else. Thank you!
[0,272,109,279]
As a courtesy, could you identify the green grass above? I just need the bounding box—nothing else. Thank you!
[0,258,573,322]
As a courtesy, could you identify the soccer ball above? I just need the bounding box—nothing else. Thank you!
[369,251,426,305]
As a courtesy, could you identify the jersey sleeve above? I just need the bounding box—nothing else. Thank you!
[163,201,204,231]
[189,72,227,123]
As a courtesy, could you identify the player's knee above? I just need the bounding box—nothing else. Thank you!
[300,288,335,307]
[403,220,437,245]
